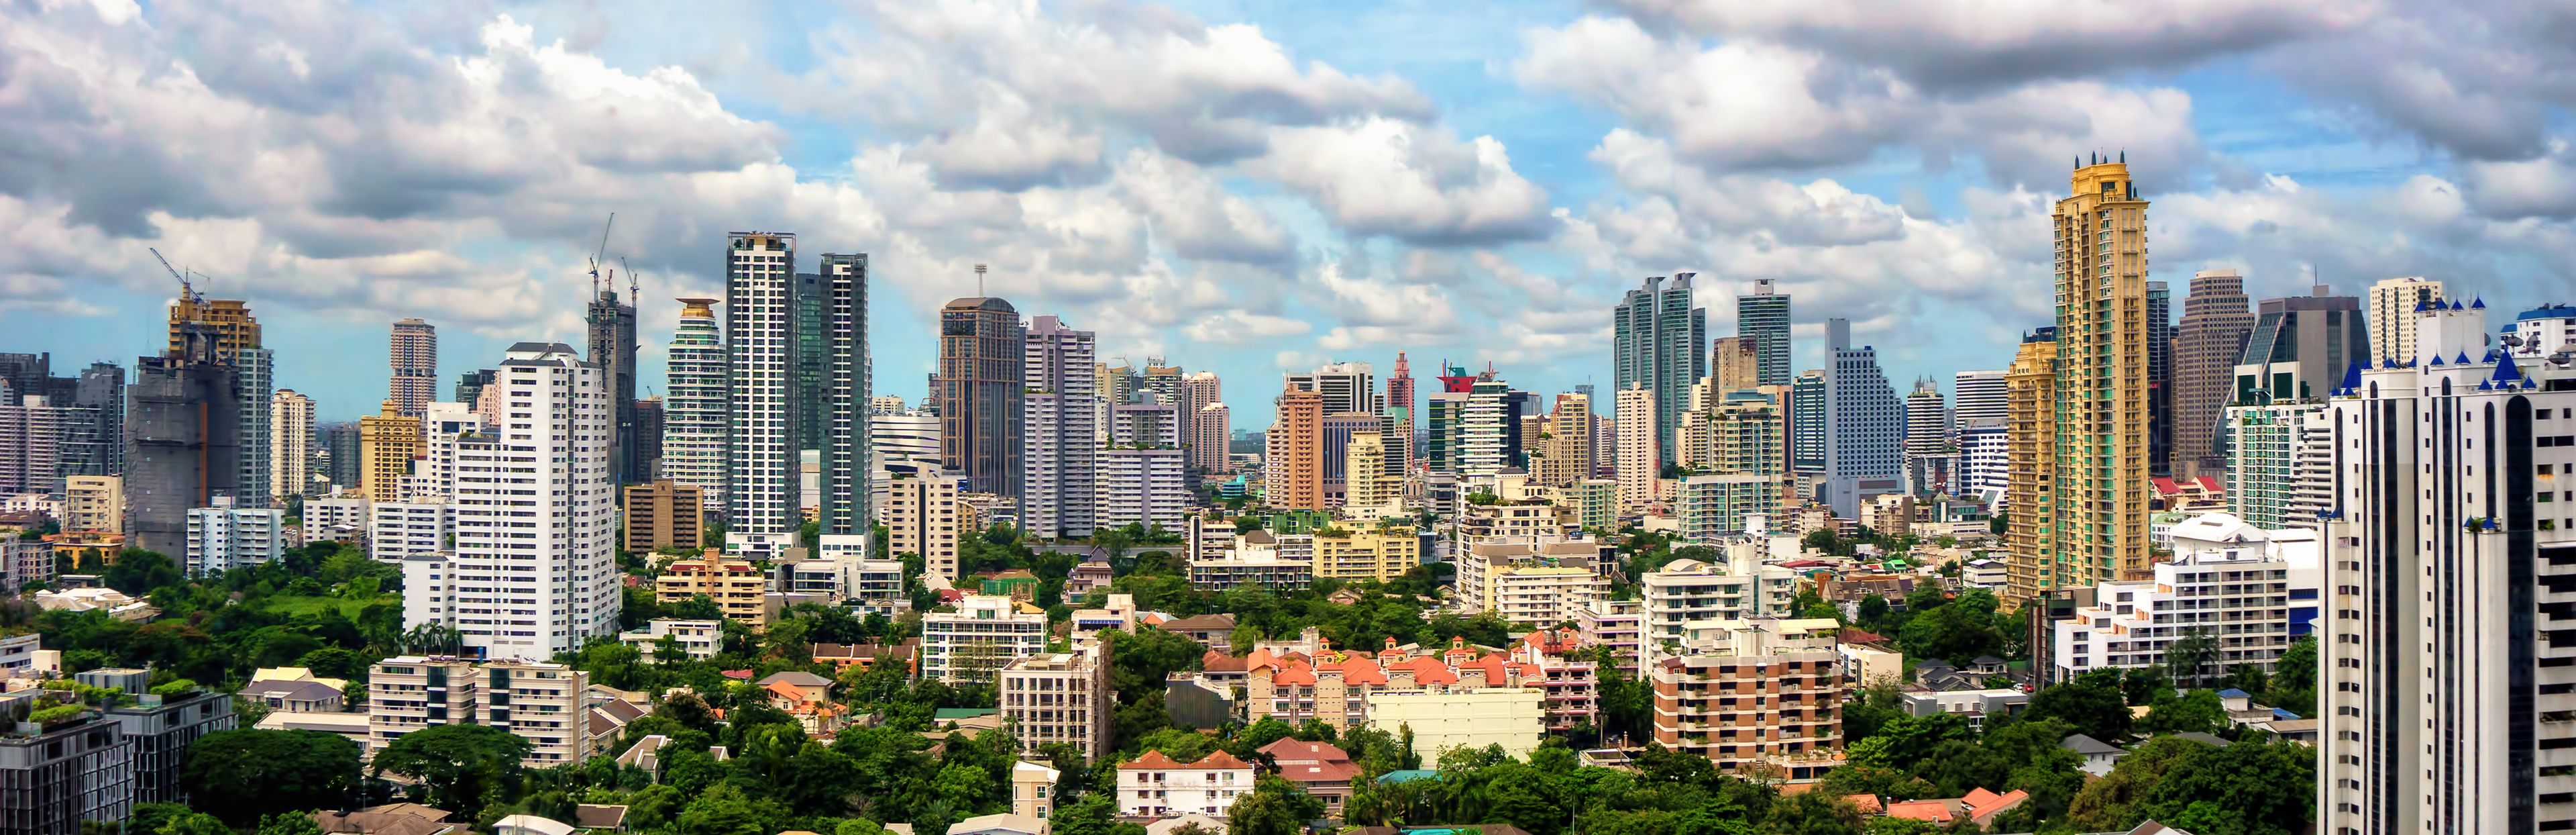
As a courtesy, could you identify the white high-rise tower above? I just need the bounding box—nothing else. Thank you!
[725,232,797,556]
[665,298,727,511]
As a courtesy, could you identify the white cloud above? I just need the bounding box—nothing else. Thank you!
[1185,311,1312,344]
[1252,117,1555,245]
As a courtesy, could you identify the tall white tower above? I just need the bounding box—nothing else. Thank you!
[725,232,798,556]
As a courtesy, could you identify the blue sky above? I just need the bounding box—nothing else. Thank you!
[3,0,2573,426]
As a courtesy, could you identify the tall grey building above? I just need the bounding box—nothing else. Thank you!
[724,232,798,554]
[1614,274,1707,466]
[1021,315,1097,540]
[816,254,869,537]
[1737,279,1792,387]
[127,328,241,555]
[2172,269,2255,476]
[1822,319,1900,518]
[587,278,639,485]
[2233,285,2369,405]
[73,362,123,476]
[1790,371,1825,476]
[233,347,272,508]
[320,422,362,489]
[792,271,826,458]
[2146,281,2174,475]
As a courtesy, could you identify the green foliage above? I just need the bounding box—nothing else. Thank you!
[1895,588,2008,665]
[254,814,326,835]
[182,729,364,825]
[103,549,184,595]
[372,724,533,811]
[2137,689,2226,736]
[2026,669,2133,742]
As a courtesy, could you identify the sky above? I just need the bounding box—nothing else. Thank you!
[4,0,2574,428]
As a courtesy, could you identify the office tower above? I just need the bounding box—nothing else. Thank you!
[1790,371,1825,476]
[1266,383,1324,509]
[1614,274,1707,466]
[166,298,260,365]
[1097,403,1187,533]
[1711,336,1760,393]
[1182,373,1226,473]
[2047,155,2153,589]
[126,326,242,556]
[1287,361,1377,414]
[938,296,1026,497]
[390,319,437,419]
[1318,412,1378,505]
[632,397,664,481]
[1534,393,1596,487]
[319,422,361,490]
[623,481,704,553]
[2146,280,2174,475]
[885,473,961,581]
[666,298,727,511]
[455,369,497,409]
[2234,286,2369,404]
[1901,379,1947,458]
[2172,269,2257,476]
[1737,279,1792,387]
[2363,276,2442,366]
[272,389,314,500]
[816,253,869,537]
[724,232,798,551]
[1822,320,1901,518]
[400,343,619,659]
[64,476,121,532]
[2000,328,2059,608]
[1950,371,2007,435]
[869,409,941,504]
[586,279,640,485]
[0,393,66,496]
[183,495,284,576]
[1194,402,1231,476]
[358,401,419,503]
[73,362,123,476]
[1615,385,1655,511]
[2318,299,2574,834]
[1022,315,1097,540]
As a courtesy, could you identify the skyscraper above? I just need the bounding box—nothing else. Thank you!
[665,298,727,512]
[1021,315,1097,540]
[455,369,497,409]
[390,319,437,419]
[586,279,639,485]
[1458,373,1513,478]
[2233,286,2370,405]
[234,347,272,508]
[1711,336,1760,393]
[816,254,870,538]
[1534,393,1595,487]
[1286,361,1376,415]
[1615,275,1707,466]
[792,271,826,459]
[1822,319,1901,518]
[1193,401,1230,476]
[1737,279,1792,387]
[1999,327,2059,608]
[2318,299,2573,833]
[320,422,362,491]
[1266,383,1323,509]
[73,361,123,477]
[938,296,1026,498]
[2145,280,2174,475]
[127,324,242,555]
[2047,155,2153,590]
[1382,352,1414,476]
[1901,379,1947,458]
[272,389,314,501]
[725,232,798,553]
[1614,385,1655,511]
[1321,411,1381,503]
[166,298,260,365]
[2172,269,2255,476]
[1181,372,1226,473]
[358,401,418,503]
[632,397,664,482]
[1790,371,1825,477]
[1950,370,2007,434]
[1097,402,1187,532]
[2363,275,2442,366]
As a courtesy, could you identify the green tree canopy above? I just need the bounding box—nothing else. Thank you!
[370,723,533,812]
[181,729,365,825]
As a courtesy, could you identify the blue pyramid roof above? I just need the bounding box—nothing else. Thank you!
[2452,299,2467,310]
[2457,352,2475,365]
[2430,354,2446,366]
[2414,300,2429,313]
[2493,352,2526,384]
[2471,297,2487,309]
[2341,362,2364,391]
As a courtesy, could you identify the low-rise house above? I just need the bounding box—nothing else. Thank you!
[1882,787,2029,828]
[618,619,721,662]
[944,814,1044,835]
[1898,689,2029,730]
[1116,750,1256,818]
[572,805,627,833]
[1260,738,1358,816]
[2062,734,2127,777]
[814,641,917,675]
[757,672,848,738]
[34,586,154,620]
[240,677,346,713]
[257,709,372,747]
[311,803,460,835]
[1156,613,1238,651]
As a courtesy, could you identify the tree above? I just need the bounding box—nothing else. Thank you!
[1099,627,1204,703]
[2137,689,2226,736]
[1228,775,1326,835]
[370,724,533,812]
[2165,628,2218,686]
[181,729,364,825]
[1760,791,1867,835]
[675,783,771,835]
[2133,738,2314,835]
[2024,669,2132,742]
[2265,636,2318,718]
[254,814,326,835]
[103,549,183,595]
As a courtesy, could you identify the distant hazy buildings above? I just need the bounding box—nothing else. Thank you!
[1737,279,1792,387]
[390,319,437,420]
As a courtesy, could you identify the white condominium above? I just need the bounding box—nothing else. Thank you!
[475,661,592,767]
[921,594,1048,683]
[1097,402,1187,534]
[665,298,728,511]
[402,343,620,660]
[369,501,452,563]
[1641,539,1797,653]
[1615,385,1656,511]
[1022,315,1098,540]
[724,232,798,554]
[272,389,315,500]
[2049,512,2317,684]
[184,495,285,576]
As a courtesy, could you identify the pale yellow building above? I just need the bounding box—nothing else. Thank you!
[366,656,479,758]
[166,297,261,364]
[2002,334,2060,608]
[1531,393,1595,488]
[885,474,961,581]
[62,475,121,533]
[656,552,769,626]
[1615,385,1657,511]
[1311,526,1420,581]
[2048,159,2155,590]
[1452,540,1610,627]
[475,661,592,767]
[1340,431,1403,521]
[1711,337,1762,393]
[1366,688,1544,769]
[358,400,420,503]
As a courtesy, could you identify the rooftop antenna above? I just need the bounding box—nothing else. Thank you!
[975,263,987,297]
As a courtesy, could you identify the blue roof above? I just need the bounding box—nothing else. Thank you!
[2272,707,2300,720]
[1377,770,1441,784]
[2518,303,2574,322]
[2217,688,2251,698]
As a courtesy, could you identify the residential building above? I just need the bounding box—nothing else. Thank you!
[1790,371,1826,477]
[724,232,798,555]
[366,656,480,756]
[2317,298,2576,834]
[357,401,418,503]
[938,296,1026,498]
[2506,303,2576,358]
[1179,371,1226,474]
[368,501,450,563]
[1098,402,1188,533]
[1950,371,2007,439]
[1711,336,1760,393]
[1260,739,1358,816]
[1452,540,1609,626]
[1368,687,1545,769]
[2363,276,2441,366]
[74,673,235,806]
[0,394,69,498]
[1615,275,1707,467]
[622,481,704,554]
[1955,421,2009,503]
[1284,361,1377,415]
[655,552,768,626]
[1673,395,1786,540]
[183,495,284,575]
[319,422,362,492]
[2225,402,2332,530]
[1187,542,1313,593]
[398,343,620,660]
[1823,318,1902,519]
[62,475,120,533]
[0,689,140,834]
[1574,598,1646,677]
[2045,157,2155,593]
[2050,513,2317,684]
[1021,315,1097,540]
[999,642,1112,763]
[1648,618,1843,777]
[1192,401,1231,477]
[1531,393,1595,487]
[1999,328,2059,609]
[389,319,437,418]
[618,619,721,662]
[1116,750,1254,819]
[1736,279,1792,387]
[272,389,314,499]
[664,298,727,510]
[1339,428,1403,520]
[868,408,941,504]
[1615,385,1655,511]
[1640,547,1798,652]
[885,474,961,581]
[920,595,1049,683]
[2147,280,2176,475]
[1266,383,1324,509]
[1310,526,1419,582]
[632,397,664,480]
[475,662,590,767]
[1563,479,1618,532]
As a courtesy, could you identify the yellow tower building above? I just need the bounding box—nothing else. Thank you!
[2047,156,2155,592]
[358,400,421,503]
[2001,333,2059,607]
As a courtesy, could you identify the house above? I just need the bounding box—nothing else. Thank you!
[1346,827,1532,835]
[759,673,849,737]
[1116,750,1256,818]
[572,805,627,832]
[33,586,155,620]
[2061,734,2127,777]
[1157,613,1238,651]
[1966,656,2008,677]
[1882,787,2028,828]
[493,816,576,835]
[311,804,461,835]
[814,640,918,675]
[1067,560,1116,597]
[944,814,1045,835]
[240,677,347,713]
[1142,816,1226,835]
[1898,689,2029,730]
[1258,738,1358,816]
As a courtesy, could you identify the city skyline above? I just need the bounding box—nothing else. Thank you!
[9,1,2574,428]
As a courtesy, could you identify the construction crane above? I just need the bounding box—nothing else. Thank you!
[588,212,616,297]
[621,256,638,301]
[149,246,205,307]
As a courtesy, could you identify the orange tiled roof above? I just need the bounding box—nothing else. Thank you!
[1120,750,1254,771]
[1884,800,1953,823]
[1843,795,1884,815]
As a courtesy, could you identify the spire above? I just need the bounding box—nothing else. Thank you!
[2339,361,2363,394]
[2471,297,2486,309]
[2119,149,2126,162]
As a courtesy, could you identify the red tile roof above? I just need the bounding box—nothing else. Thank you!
[1122,750,1255,771]
[1843,794,1884,815]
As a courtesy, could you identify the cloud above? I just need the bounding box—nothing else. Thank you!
[2266,1,2576,162]
[2462,142,2576,219]
[1252,117,1555,246]
[1183,311,1312,344]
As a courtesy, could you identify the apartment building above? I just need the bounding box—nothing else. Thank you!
[366,656,480,757]
[623,481,705,553]
[1640,544,1799,653]
[1309,526,1419,582]
[1243,634,1579,738]
[617,619,721,662]
[301,495,369,545]
[78,672,236,805]
[655,553,768,626]
[475,662,590,767]
[885,473,961,581]
[1574,598,1646,677]
[368,500,451,564]
[0,690,139,835]
[1451,540,1609,627]
[999,642,1112,763]
[2050,512,2318,685]
[182,495,284,576]
[62,476,119,533]
[1455,501,1562,549]
[1650,618,1844,778]
[1116,750,1254,819]
[920,595,1049,683]
[1187,541,1313,593]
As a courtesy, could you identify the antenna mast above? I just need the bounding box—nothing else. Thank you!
[975,263,987,297]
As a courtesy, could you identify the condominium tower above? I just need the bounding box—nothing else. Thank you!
[665,298,728,511]
[585,279,639,485]
[816,254,870,538]
[2045,156,2153,590]
[1615,385,1655,511]
[271,389,314,500]
[1614,275,1707,466]
[2170,269,2254,476]
[390,319,438,419]
[1022,315,1097,540]
[1737,279,1792,387]
[724,232,798,552]
[938,297,1026,497]
[1267,383,1324,509]
[2362,276,2441,366]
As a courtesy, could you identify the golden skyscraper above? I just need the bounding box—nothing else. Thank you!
[2000,332,2059,608]
[2047,156,2155,591]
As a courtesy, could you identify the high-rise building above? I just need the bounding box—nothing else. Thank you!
[127,326,242,556]
[2223,402,2331,530]
[1266,383,1324,509]
[183,495,284,576]
[2362,275,2442,366]
[1737,279,1792,387]
[2046,156,2154,589]
[1534,393,1595,487]
[358,401,419,503]
[1673,397,1786,540]
[816,253,869,538]
[1711,336,1760,393]
[623,481,705,554]
[319,422,362,491]
[166,298,260,366]
[400,343,619,659]
[869,409,941,507]
[922,595,1049,683]
[938,297,1026,497]
[1320,412,1380,505]
[1950,371,2007,438]
[1823,320,1901,518]
[885,473,961,581]
[1458,374,1513,478]
[2233,286,2369,405]
[0,393,68,496]
[665,298,727,511]
[1287,362,1377,415]
[792,271,827,459]
[1614,275,1707,466]
[455,369,497,409]
[1385,352,1415,427]
[1342,428,1403,518]
[1000,642,1113,763]
[2146,280,2174,475]
[1097,403,1188,533]
[1022,315,1097,540]
[1194,401,1231,476]
[232,348,272,509]
[2318,299,2573,834]
[73,361,123,477]
[1615,384,1656,511]
[64,475,121,533]
[1901,379,1947,458]
[1181,371,1226,473]
[724,232,798,554]
[586,280,640,485]
[632,397,664,481]
[1790,371,1825,476]
[390,319,437,419]
[271,389,314,500]
[2000,328,2059,609]
[2171,269,2256,476]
